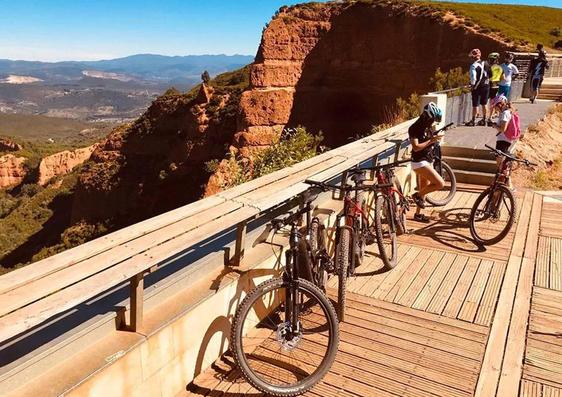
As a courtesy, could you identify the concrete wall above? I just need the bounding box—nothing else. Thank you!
[57,154,415,397]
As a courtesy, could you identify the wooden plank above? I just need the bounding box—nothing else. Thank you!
[412,252,457,311]
[346,290,488,336]
[496,257,536,396]
[397,249,446,307]
[0,195,227,295]
[442,256,480,318]
[354,245,415,297]
[535,236,550,289]
[370,246,422,299]
[426,255,469,315]
[474,191,534,397]
[496,193,543,395]
[474,260,507,326]
[0,200,246,318]
[0,207,257,341]
[551,238,562,291]
[457,259,493,323]
[384,248,433,303]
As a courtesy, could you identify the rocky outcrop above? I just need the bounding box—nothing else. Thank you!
[72,1,514,225]
[0,154,26,188]
[71,82,241,224]
[0,137,22,152]
[234,1,512,150]
[38,145,97,186]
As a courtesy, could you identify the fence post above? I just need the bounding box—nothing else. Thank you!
[232,221,247,266]
[129,273,144,332]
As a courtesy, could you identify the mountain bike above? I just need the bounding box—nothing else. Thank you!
[469,145,536,245]
[368,159,411,237]
[426,122,457,206]
[231,197,339,396]
[305,175,393,321]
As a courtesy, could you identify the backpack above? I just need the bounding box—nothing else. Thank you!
[505,111,521,141]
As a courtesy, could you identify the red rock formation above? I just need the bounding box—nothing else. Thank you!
[236,2,511,150]
[38,145,97,186]
[72,1,514,224]
[0,154,26,188]
[0,137,22,152]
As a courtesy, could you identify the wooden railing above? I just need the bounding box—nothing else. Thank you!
[0,119,413,344]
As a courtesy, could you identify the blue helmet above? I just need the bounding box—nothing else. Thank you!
[423,102,443,122]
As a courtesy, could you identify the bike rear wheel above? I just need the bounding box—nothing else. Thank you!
[336,227,351,322]
[469,185,516,245]
[374,194,398,269]
[231,277,339,396]
[426,161,457,207]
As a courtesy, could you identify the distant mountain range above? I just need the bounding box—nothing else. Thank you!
[0,54,254,122]
[0,54,254,85]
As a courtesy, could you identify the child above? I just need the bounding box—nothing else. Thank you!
[490,95,519,188]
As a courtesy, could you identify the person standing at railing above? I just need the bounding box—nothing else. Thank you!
[498,52,519,100]
[529,44,549,104]
[409,102,445,223]
[487,52,502,125]
[466,48,492,127]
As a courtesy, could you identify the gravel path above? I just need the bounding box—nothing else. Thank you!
[444,99,555,150]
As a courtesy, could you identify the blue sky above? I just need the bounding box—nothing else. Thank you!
[0,0,559,62]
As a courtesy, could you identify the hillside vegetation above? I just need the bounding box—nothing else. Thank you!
[426,1,562,51]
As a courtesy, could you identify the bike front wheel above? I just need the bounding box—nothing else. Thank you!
[469,185,516,245]
[374,194,398,269]
[231,277,339,396]
[426,161,457,207]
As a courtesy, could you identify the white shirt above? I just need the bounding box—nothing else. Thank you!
[500,63,519,86]
[496,109,514,143]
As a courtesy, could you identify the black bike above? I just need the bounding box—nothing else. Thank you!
[231,199,339,396]
[469,145,536,245]
[425,122,457,207]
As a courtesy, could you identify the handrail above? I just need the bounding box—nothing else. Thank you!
[0,118,414,342]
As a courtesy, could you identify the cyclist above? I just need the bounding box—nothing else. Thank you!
[498,52,519,99]
[487,52,502,124]
[466,48,491,127]
[409,102,445,222]
[529,46,549,104]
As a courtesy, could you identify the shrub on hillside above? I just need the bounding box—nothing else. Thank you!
[431,67,470,93]
[395,93,421,121]
[207,127,323,190]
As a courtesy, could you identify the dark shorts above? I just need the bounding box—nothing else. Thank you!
[532,77,544,91]
[489,86,499,100]
[496,140,512,154]
[472,85,490,107]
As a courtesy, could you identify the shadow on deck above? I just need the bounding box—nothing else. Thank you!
[183,185,562,397]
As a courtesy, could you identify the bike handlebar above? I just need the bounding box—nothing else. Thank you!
[484,144,537,166]
[433,122,455,136]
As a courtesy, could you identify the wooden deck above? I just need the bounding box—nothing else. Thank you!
[182,186,561,397]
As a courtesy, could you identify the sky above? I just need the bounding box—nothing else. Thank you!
[0,0,560,62]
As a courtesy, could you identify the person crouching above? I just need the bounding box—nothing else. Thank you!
[409,102,446,223]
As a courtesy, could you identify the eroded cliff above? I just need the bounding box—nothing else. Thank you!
[72,1,511,226]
